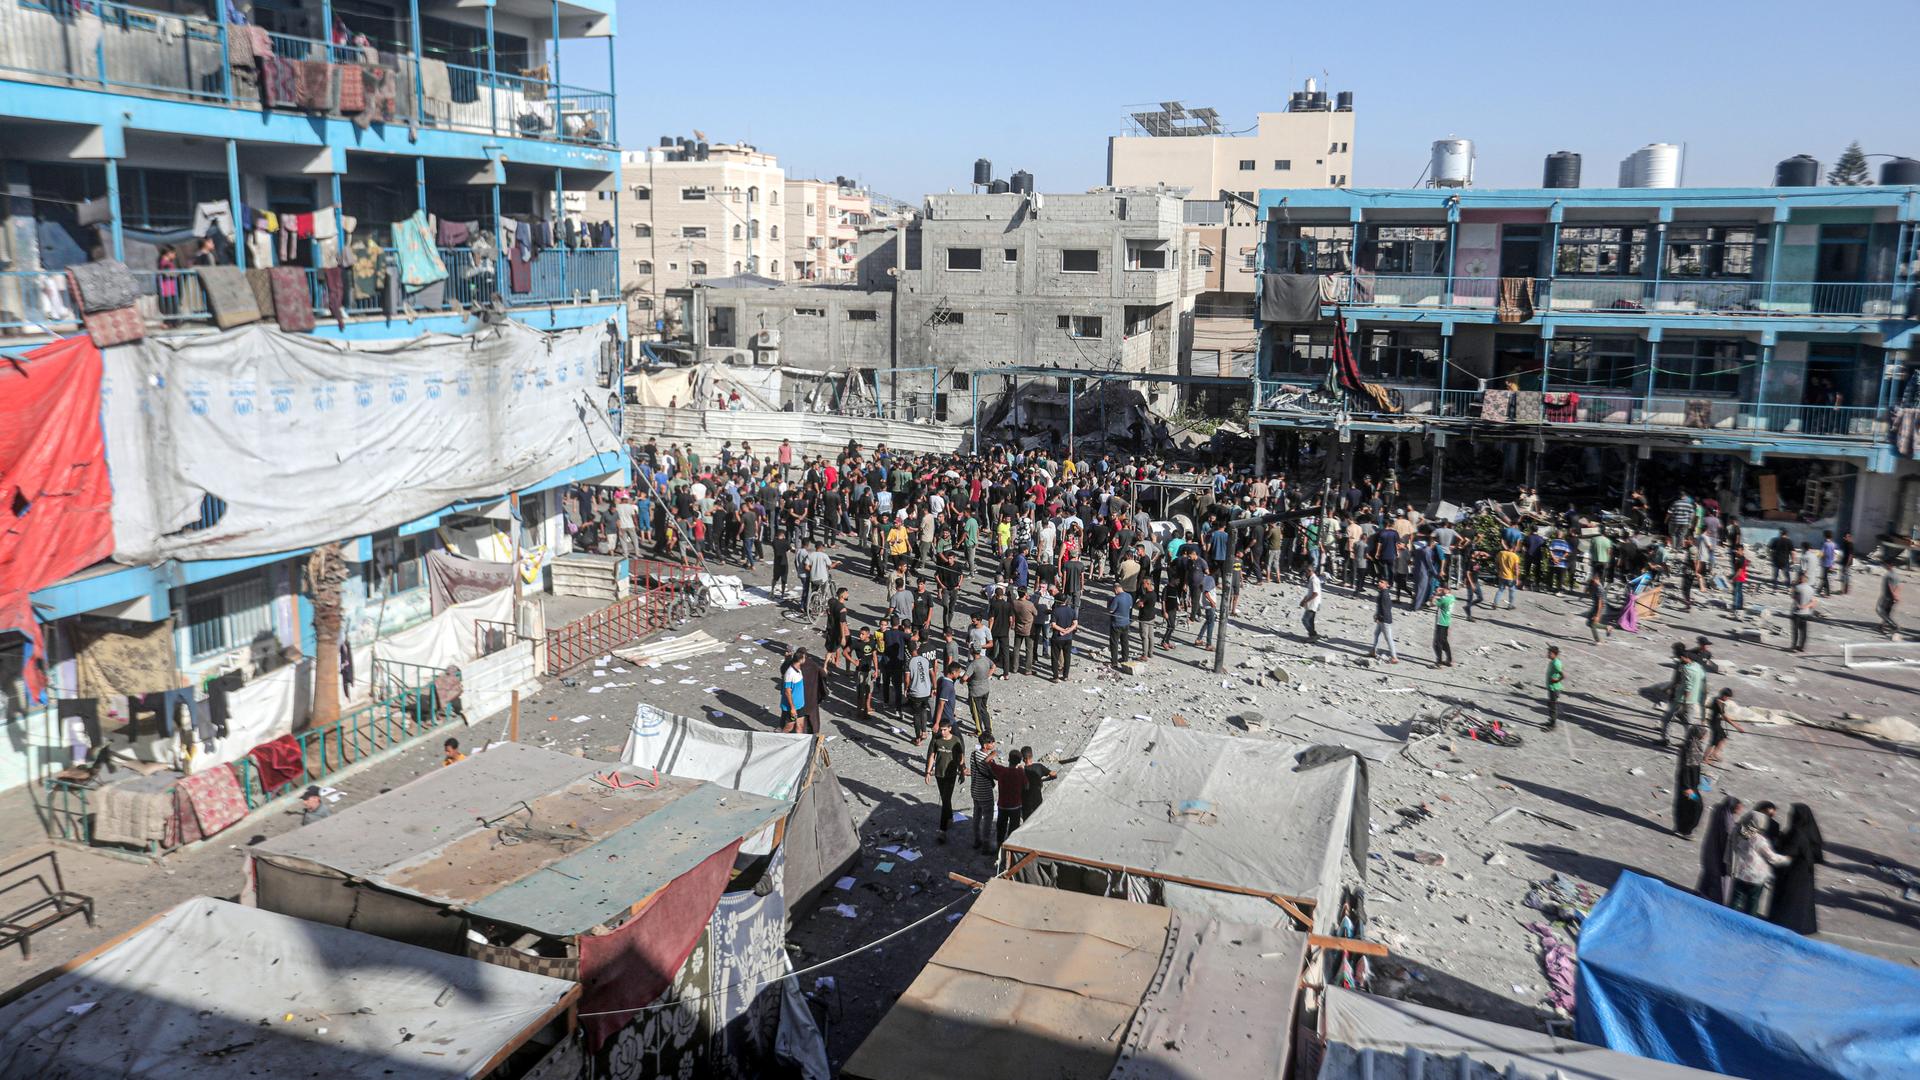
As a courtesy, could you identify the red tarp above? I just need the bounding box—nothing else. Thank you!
[1330,307,1364,392]
[0,336,114,698]
[247,734,307,795]
[578,840,742,1048]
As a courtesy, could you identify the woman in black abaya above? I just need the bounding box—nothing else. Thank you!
[1694,795,1742,903]
[1768,803,1824,935]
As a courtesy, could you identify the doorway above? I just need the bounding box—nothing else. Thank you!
[1500,225,1543,279]
[1814,225,1868,313]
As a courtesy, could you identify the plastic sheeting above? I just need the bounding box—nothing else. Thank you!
[1003,717,1358,932]
[191,659,312,773]
[1319,987,1728,1079]
[100,322,620,564]
[356,587,514,702]
[1576,871,1920,1080]
[0,896,578,1080]
[0,335,114,698]
[622,705,860,910]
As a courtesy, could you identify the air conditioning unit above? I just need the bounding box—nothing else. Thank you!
[753,328,780,349]
[753,350,779,366]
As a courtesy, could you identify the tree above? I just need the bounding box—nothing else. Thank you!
[1828,141,1872,186]
[306,543,350,727]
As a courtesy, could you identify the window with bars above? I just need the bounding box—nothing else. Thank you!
[1549,335,1642,389]
[185,575,275,659]
[371,534,423,596]
[1655,338,1749,395]
[1556,225,1650,276]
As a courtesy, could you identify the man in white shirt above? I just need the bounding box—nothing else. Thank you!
[1300,568,1323,642]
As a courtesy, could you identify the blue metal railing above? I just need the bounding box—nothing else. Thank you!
[1251,378,1888,440]
[0,0,227,101]
[0,0,611,148]
[1329,274,1910,319]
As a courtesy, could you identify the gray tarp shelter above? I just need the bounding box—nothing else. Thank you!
[1316,987,1730,1079]
[1001,717,1362,933]
[843,878,1306,1080]
[621,704,860,913]
[0,897,579,1079]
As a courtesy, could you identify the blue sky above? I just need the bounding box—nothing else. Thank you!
[580,0,1913,200]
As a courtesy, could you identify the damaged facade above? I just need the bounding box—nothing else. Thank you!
[1251,184,1920,538]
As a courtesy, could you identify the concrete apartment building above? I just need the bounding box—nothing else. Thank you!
[601,142,788,314]
[1105,92,1358,398]
[1106,90,1356,200]
[895,189,1185,402]
[787,178,874,283]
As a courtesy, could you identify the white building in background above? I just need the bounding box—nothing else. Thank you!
[786,178,873,283]
[595,142,788,312]
[1106,90,1357,201]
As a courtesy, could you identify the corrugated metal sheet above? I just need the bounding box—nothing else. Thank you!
[468,782,787,936]
[624,405,971,459]
[253,743,789,936]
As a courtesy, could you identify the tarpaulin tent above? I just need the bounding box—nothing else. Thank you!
[0,896,580,1079]
[622,704,859,912]
[1576,871,1920,1080]
[843,878,1306,1080]
[1001,717,1363,933]
[100,321,621,564]
[1316,987,1728,1079]
[0,335,114,698]
[246,743,826,1079]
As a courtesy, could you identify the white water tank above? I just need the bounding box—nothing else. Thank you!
[1431,138,1474,187]
[1619,143,1681,188]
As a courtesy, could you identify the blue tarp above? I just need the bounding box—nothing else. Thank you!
[1576,871,1920,1080]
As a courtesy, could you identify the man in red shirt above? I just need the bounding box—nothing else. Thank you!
[988,744,1027,848]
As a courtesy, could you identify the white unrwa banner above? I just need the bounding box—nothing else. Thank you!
[99,322,620,564]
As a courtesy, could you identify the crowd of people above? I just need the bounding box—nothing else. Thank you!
[612,435,1897,927]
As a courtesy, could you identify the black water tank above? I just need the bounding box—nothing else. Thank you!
[988,179,1011,194]
[1543,151,1582,188]
[1308,91,1329,111]
[973,158,993,186]
[695,142,709,160]
[1288,92,1307,112]
[1335,90,1353,112]
[659,135,673,147]
[1010,170,1034,194]
[1774,155,1820,187]
[1881,157,1920,186]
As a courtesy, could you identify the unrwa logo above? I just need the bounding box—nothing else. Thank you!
[634,703,668,740]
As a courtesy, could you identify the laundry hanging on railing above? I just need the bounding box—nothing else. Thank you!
[391,210,448,288]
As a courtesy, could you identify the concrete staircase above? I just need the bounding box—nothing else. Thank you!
[549,553,629,602]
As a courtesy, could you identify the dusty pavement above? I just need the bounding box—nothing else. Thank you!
[4,538,1917,1071]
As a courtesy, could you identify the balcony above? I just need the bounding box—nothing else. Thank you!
[0,248,617,337]
[1322,274,1912,320]
[1252,378,1886,442]
[0,0,612,147]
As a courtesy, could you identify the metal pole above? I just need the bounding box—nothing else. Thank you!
[330,171,345,272]
[224,140,244,270]
[971,375,979,453]
[555,166,566,300]
[408,0,425,129]
[550,0,560,89]
[415,156,426,212]
[103,158,124,262]
[485,5,497,136]
[1068,377,1076,456]
[1211,554,1239,674]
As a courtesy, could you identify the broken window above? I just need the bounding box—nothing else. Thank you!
[947,247,983,271]
[1061,249,1099,273]
[1363,328,1442,382]
[794,308,825,317]
[1556,225,1650,276]
[848,309,879,321]
[1549,335,1641,389]
[1056,314,1103,338]
[683,226,707,239]
[1363,225,1449,275]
